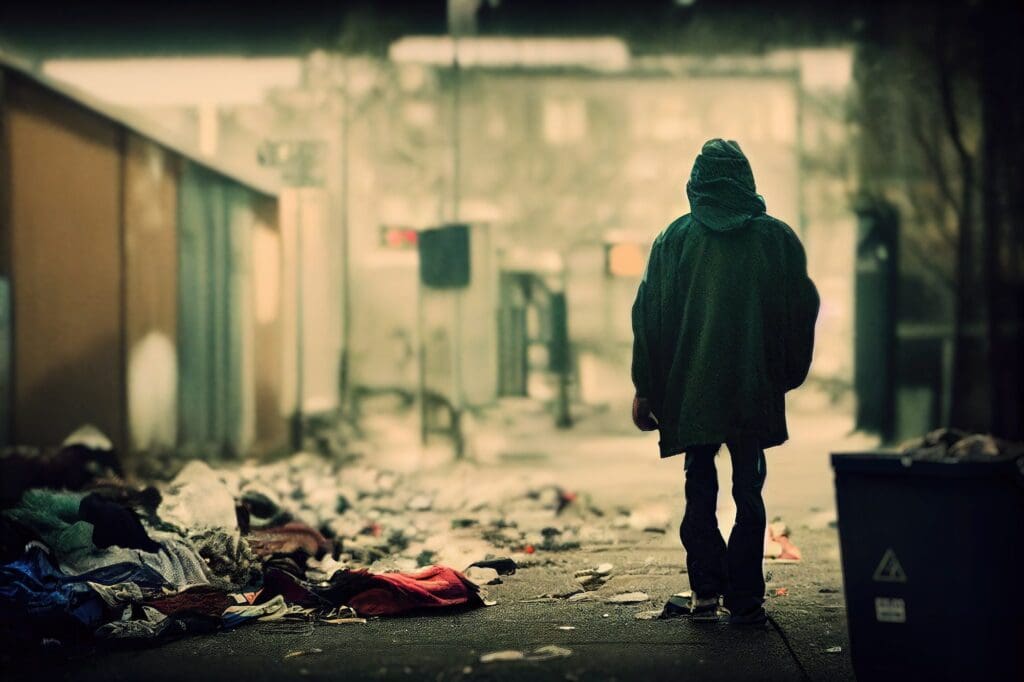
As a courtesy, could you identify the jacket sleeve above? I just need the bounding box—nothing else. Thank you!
[631,239,663,400]
[782,230,820,391]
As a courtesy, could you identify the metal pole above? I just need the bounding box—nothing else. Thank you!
[449,29,465,459]
[338,55,352,415]
[417,264,428,446]
[290,190,305,452]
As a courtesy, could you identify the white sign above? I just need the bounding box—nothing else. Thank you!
[875,597,907,623]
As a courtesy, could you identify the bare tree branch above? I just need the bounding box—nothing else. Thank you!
[908,102,962,221]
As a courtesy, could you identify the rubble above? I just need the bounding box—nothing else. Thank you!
[605,591,650,604]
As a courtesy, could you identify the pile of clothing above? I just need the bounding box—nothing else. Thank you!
[0,428,486,652]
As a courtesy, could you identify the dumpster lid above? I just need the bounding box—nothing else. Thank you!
[832,451,1024,480]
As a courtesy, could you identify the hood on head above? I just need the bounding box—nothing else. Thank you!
[686,138,766,232]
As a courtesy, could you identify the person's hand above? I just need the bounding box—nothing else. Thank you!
[632,396,659,431]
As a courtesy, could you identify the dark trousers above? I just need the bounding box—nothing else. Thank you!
[680,436,767,613]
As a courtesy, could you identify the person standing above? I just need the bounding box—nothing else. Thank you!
[631,139,819,625]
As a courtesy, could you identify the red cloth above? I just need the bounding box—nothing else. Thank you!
[336,566,484,617]
[145,585,234,618]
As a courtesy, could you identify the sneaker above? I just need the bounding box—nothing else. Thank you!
[690,594,721,621]
[660,592,720,620]
[727,605,768,626]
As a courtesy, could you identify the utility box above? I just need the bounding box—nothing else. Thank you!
[419,223,471,289]
[831,452,1024,681]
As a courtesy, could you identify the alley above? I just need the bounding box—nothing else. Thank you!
[2,2,1022,681]
[8,395,869,682]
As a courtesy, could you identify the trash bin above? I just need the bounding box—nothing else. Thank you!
[831,452,1024,681]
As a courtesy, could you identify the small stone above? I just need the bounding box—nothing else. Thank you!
[826,646,842,654]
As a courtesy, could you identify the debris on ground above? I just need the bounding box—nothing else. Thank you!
[612,504,671,533]
[3,416,814,656]
[567,592,596,602]
[2,425,606,653]
[825,646,842,654]
[605,591,650,604]
[530,645,572,660]
[633,609,663,620]
[480,650,526,663]
[480,645,572,663]
[574,562,614,590]
[284,648,323,659]
[764,517,802,562]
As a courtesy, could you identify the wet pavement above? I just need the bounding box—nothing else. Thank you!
[6,394,872,682]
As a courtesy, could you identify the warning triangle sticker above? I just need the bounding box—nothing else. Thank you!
[872,548,907,583]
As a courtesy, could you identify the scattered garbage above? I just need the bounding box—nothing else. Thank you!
[284,648,323,659]
[0,427,545,651]
[480,645,572,663]
[574,563,614,590]
[606,591,649,604]
[1,418,756,655]
[466,557,517,576]
[825,646,842,654]
[612,504,671,533]
[633,609,662,620]
[567,592,596,602]
[530,645,572,660]
[480,650,526,663]
[764,517,802,562]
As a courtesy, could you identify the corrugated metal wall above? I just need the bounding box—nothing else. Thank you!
[123,134,179,456]
[177,162,252,457]
[1,68,284,458]
[4,73,125,450]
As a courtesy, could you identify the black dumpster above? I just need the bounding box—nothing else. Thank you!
[832,452,1024,681]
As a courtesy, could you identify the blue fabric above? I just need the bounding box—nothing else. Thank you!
[0,546,166,629]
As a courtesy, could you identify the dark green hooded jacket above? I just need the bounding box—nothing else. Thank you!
[631,139,819,457]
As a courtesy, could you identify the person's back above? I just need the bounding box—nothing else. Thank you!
[631,138,819,624]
